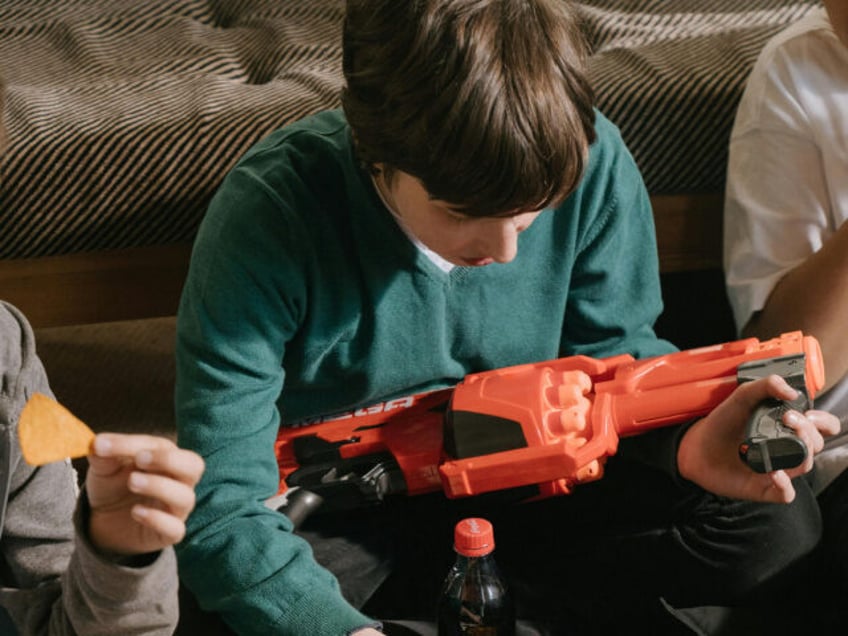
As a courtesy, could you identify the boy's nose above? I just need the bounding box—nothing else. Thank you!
[486,217,523,264]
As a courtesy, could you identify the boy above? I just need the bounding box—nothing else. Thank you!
[175,1,838,634]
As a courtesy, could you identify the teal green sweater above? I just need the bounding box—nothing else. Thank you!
[175,109,676,635]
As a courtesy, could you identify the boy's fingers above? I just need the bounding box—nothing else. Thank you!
[779,410,840,475]
[131,505,187,545]
[719,375,798,423]
[135,446,205,487]
[775,411,815,474]
[762,470,795,504]
[743,374,799,405]
[93,433,176,458]
[86,453,131,478]
[805,410,842,437]
[91,433,205,486]
[128,472,197,520]
[782,410,824,462]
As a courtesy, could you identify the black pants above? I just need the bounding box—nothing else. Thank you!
[177,461,846,635]
[300,458,827,635]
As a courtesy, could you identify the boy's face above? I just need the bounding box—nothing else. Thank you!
[377,169,543,267]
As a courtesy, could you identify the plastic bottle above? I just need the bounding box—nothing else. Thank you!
[436,517,516,635]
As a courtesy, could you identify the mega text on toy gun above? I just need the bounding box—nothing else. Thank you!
[274,332,824,521]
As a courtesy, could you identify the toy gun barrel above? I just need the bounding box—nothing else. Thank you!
[439,332,823,497]
[604,331,823,435]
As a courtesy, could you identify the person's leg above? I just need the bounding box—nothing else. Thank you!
[807,467,848,630]
[706,466,848,635]
[297,502,405,609]
[482,458,823,635]
[300,456,824,634]
[361,461,700,633]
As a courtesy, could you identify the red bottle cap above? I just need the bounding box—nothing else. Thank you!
[453,517,495,557]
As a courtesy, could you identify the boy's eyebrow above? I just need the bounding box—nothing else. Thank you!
[427,195,470,214]
[432,198,545,219]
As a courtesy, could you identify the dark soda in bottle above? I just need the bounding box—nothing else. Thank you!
[436,517,516,635]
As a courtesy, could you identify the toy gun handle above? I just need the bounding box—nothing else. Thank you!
[737,354,811,473]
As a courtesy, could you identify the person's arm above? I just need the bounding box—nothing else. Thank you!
[742,222,848,393]
[0,435,78,635]
[174,169,378,636]
[52,433,204,636]
[2,447,188,636]
[741,4,848,390]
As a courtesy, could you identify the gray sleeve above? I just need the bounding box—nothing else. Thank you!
[0,300,77,633]
[0,302,179,635]
[2,493,179,636]
[0,450,78,635]
[56,495,179,636]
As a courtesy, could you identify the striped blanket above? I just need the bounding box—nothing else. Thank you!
[0,0,818,260]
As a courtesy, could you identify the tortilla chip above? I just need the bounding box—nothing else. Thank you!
[18,393,95,466]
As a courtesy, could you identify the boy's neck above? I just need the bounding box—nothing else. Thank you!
[371,173,455,273]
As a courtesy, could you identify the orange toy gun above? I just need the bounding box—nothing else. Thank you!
[274,332,824,520]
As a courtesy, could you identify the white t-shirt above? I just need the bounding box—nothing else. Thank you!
[725,7,848,327]
[724,8,848,490]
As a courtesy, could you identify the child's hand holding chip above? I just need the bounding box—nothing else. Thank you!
[85,433,205,557]
[18,393,205,557]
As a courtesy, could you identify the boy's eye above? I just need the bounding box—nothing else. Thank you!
[444,208,470,223]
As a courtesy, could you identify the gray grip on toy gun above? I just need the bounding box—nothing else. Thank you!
[737,354,810,474]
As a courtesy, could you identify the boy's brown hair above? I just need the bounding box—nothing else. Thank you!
[342,0,596,217]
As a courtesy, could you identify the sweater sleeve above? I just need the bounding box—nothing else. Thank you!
[557,116,688,482]
[174,169,376,636]
[2,494,179,636]
[615,423,699,487]
[56,494,178,636]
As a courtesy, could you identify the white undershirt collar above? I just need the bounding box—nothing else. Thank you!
[371,175,455,273]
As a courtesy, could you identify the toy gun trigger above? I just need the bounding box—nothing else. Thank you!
[737,353,811,473]
[278,434,409,515]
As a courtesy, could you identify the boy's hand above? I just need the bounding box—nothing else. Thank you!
[86,433,205,557]
[677,374,839,504]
